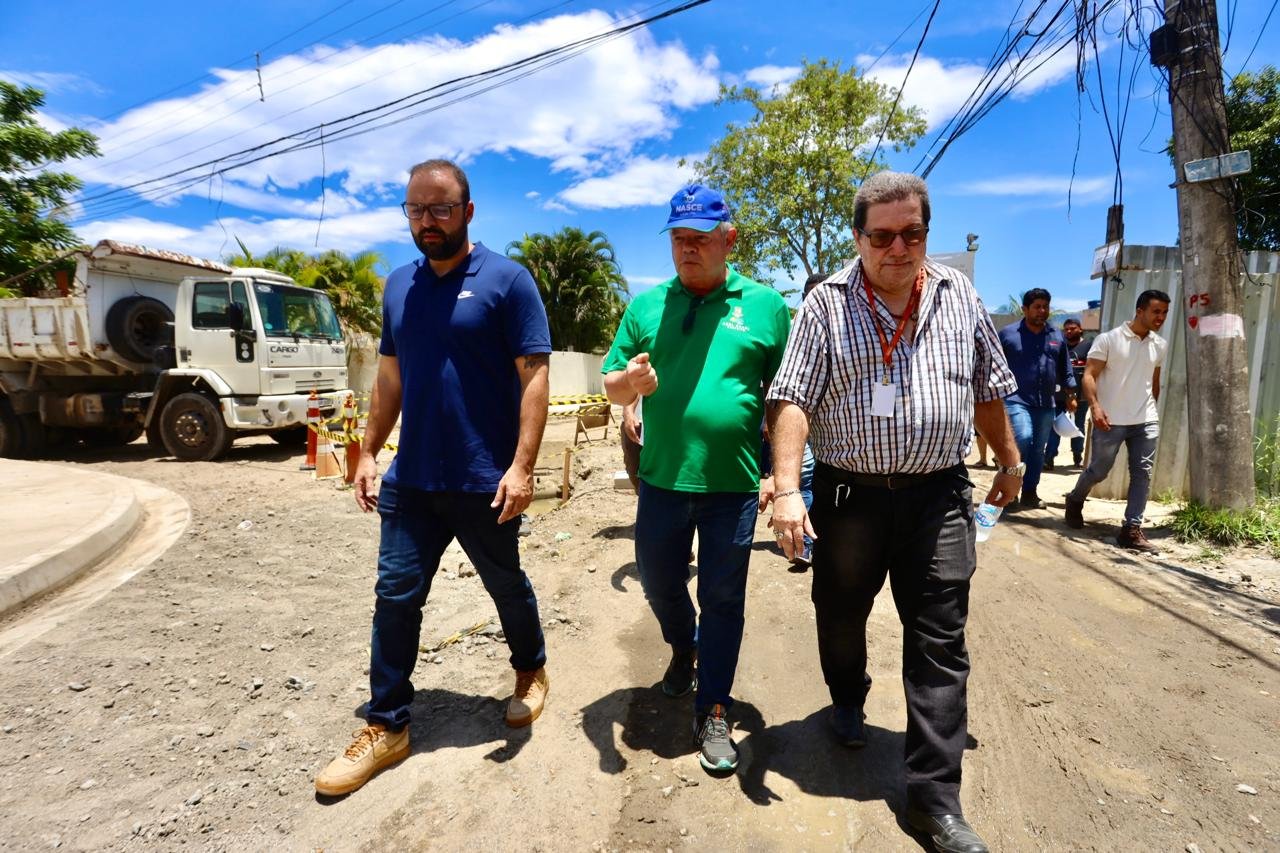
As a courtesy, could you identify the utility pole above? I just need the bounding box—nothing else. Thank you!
[1161,0,1255,509]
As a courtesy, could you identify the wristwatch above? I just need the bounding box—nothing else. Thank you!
[996,462,1026,478]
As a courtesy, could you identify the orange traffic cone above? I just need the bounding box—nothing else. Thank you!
[342,393,360,484]
[315,424,343,480]
[301,389,319,471]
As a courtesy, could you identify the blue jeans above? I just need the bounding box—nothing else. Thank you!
[1067,422,1159,527]
[634,482,757,713]
[367,482,547,731]
[1004,400,1056,495]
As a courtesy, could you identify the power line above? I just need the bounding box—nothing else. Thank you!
[862,0,942,180]
[71,0,711,222]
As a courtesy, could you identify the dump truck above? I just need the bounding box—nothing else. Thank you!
[0,240,351,461]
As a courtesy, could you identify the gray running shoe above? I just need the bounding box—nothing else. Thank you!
[694,704,738,772]
[661,647,696,697]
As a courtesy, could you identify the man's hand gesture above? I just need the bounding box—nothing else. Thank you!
[626,353,658,397]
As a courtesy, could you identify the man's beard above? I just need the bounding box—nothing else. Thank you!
[416,225,468,261]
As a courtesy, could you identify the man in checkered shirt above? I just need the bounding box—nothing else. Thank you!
[766,171,1021,853]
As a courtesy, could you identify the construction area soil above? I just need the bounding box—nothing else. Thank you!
[1,411,1278,851]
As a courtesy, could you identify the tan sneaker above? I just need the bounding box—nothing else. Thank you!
[314,723,409,796]
[506,667,550,727]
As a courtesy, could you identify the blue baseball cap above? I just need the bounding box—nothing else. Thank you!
[660,184,730,233]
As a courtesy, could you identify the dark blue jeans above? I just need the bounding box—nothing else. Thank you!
[634,482,757,714]
[1004,400,1055,495]
[367,481,546,731]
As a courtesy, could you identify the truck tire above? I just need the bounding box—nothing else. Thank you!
[0,398,24,458]
[106,296,174,363]
[160,393,233,461]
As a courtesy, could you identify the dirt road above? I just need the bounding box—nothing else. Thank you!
[0,421,1276,851]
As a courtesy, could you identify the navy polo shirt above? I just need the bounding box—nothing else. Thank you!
[997,319,1076,408]
[379,243,551,492]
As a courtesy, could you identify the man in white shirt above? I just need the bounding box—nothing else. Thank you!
[1064,289,1171,551]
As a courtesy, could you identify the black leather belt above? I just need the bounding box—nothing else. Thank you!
[815,462,966,491]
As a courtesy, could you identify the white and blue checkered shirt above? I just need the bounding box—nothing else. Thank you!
[767,258,1016,475]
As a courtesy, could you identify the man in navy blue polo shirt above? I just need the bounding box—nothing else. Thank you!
[316,159,552,797]
[998,288,1076,510]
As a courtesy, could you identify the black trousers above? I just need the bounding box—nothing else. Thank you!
[809,463,977,815]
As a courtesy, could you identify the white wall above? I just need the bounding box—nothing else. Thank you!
[550,351,604,397]
[345,345,604,401]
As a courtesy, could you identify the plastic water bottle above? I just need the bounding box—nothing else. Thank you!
[974,502,1002,543]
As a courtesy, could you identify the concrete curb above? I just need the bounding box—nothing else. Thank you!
[0,462,143,617]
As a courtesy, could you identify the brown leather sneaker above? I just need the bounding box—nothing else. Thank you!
[314,723,410,796]
[506,667,550,727]
[1117,524,1158,553]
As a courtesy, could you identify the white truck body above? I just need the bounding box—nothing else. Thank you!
[0,241,352,460]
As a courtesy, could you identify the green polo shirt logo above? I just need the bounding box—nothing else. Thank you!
[603,269,791,493]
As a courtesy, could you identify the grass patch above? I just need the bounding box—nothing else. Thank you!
[1169,498,1280,554]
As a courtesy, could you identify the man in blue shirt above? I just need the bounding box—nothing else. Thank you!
[316,159,552,797]
[998,288,1077,509]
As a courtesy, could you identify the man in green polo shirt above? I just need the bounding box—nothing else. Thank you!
[602,184,790,773]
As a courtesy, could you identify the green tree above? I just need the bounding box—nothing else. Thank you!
[226,239,385,336]
[0,83,100,296]
[1226,65,1280,251]
[691,60,926,286]
[506,227,629,352]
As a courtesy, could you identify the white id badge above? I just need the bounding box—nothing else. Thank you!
[871,382,896,418]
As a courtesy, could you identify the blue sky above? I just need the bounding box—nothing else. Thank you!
[4,0,1278,314]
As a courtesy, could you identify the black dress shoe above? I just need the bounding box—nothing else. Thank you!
[828,704,866,748]
[905,811,989,853]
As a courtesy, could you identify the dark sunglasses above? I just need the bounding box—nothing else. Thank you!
[857,225,928,249]
[682,296,705,334]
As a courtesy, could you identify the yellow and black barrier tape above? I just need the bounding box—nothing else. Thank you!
[306,421,397,453]
[549,394,608,406]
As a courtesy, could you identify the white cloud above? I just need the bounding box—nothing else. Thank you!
[743,64,801,90]
[860,46,1081,129]
[558,154,702,210]
[626,275,669,286]
[524,190,541,199]
[1052,297,1092,313]
[70,11,721,224]
[957,175,1110,198]
[0,70,104,95]
[541,199,573,214]
[78,208,406,260]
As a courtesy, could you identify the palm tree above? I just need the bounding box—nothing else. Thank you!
[227,240,385,337]
[506,227,629,352]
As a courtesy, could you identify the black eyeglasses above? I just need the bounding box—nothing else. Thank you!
[857,225,928,249]
[682,296,705,334]
[401,201,463,220]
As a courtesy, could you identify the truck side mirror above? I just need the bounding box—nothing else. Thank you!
[227,303,246,331]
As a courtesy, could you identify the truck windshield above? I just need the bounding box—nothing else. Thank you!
[252,282,343,340]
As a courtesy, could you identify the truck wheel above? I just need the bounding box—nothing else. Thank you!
[106,296,174,363]
[160,393,233,461]
[0,398,24,458]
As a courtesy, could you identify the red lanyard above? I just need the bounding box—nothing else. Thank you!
[863,266,925,384]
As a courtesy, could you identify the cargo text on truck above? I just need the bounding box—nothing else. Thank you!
[0,241,353,461]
